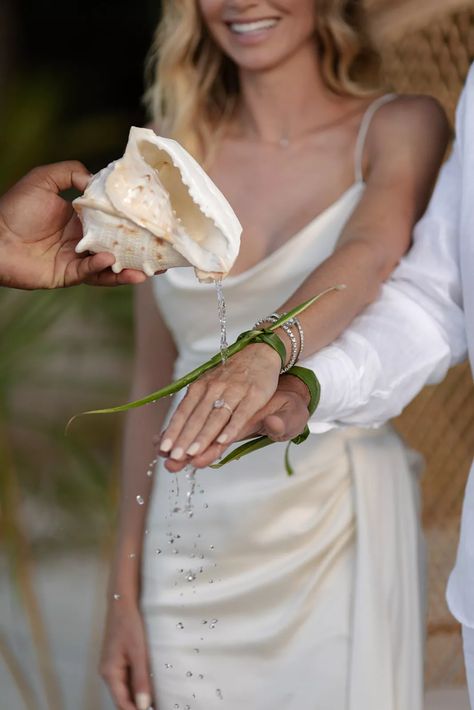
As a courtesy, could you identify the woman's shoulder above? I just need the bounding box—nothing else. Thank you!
[370,94,449,144]
[365,94,450,172]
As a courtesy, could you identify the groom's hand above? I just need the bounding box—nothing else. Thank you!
[161,374,311,472]
[0,162,150,289]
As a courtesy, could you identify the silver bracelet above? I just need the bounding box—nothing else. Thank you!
[254,312,300,373]
[287,315,304,358]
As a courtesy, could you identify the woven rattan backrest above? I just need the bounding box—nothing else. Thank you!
[366,0,474,687]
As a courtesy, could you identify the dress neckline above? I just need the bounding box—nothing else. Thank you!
[167,180,364,288]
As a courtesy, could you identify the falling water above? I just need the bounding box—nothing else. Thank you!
[185,468,197,517]
[215,280,228,365]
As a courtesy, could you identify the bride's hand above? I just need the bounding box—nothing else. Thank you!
[163,373,311,472]
[100,599,154,710]
[159,343,282,468]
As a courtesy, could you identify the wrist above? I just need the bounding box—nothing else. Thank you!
[246,341,282,370]
[278,373,311,408]
[254,313,303,373]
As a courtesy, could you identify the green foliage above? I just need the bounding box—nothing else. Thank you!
[0,282,134,551]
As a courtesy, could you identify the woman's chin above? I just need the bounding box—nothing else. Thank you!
[226,47,295,74]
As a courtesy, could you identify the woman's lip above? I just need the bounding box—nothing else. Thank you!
[225,18,281,43]
[226,18,280,31]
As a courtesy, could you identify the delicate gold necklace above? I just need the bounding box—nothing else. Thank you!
[244,102,369,149]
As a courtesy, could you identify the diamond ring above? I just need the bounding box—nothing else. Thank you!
[212,399,233,415]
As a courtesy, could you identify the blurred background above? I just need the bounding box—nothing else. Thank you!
[0,0,473,708]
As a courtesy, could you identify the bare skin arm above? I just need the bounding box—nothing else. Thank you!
[161,96,450,471]
[101,280,177,710]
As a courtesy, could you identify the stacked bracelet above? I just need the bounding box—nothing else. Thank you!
[254,312,304,374]
[288,316,304,358]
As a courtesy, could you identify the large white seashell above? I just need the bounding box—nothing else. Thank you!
[73,127,242,282]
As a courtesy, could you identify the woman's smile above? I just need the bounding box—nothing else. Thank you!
[225,16,281,45]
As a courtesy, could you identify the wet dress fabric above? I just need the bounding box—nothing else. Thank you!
[141,96,424,710]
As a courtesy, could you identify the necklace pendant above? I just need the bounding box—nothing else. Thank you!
[279,137,290,149]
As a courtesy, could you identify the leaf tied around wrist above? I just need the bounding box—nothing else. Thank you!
[244,331,287,369]
[67,285,343,475]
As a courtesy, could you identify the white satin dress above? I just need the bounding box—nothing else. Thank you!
[142,96,425,710]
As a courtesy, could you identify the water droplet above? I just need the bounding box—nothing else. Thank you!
[186,573,196,582]
[216,688,223,700]
[173,506,181,513]
[202,619,208,625]
[146,469,153,477]
[155,548,162,555]
[145,528,149,535]
[209,579,214,584]
[209,545,215,550]
[198,674,204,680]
[177,622,184,630]
[194,648,200,653]
[211,619,218,624]
[204,503,209,509]
[113,593,121,600]
[186,671,193,677]
[174,705,180,709]
[136,495,144,505]
[165,663,173,669]
[185,705,191,710]
[128,553,136,559]
[168,538,175,544]
[173,549,179,555]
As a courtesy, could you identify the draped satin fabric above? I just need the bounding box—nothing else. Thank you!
[141,96,424,709]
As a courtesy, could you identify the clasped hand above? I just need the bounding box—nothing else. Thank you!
[0,161,151,289]
[160,343,311,472]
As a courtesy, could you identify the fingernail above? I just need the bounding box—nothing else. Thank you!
[217,433,228,444]
[160,438,173,452]
[170,447,184,460]
[187,442,201,456]
[135,692,151,710]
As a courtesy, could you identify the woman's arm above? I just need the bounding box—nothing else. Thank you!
[278,96,450,352]
[160,96,450,470]
[101,280,177,710]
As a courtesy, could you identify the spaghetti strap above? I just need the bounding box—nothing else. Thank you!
[354,93,397,183]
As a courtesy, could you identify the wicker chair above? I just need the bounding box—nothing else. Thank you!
[366,0,474,688]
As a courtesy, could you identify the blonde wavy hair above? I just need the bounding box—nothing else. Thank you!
[145,0,382,160]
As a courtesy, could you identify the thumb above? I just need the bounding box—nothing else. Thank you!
[130,647,153,710]
[262,413,288,441]
[24,161,92,194]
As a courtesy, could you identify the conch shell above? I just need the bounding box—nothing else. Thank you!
[73,127,242,282]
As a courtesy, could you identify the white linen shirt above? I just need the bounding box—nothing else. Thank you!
[303,64,474,625]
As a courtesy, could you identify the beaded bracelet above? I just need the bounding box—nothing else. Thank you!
[254,312,302,373]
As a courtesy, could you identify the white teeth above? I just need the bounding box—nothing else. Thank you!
[230,19,278,34]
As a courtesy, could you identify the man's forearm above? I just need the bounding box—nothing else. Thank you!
[305,280,458,431]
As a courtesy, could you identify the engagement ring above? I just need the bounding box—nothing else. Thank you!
[213,399,233,415]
